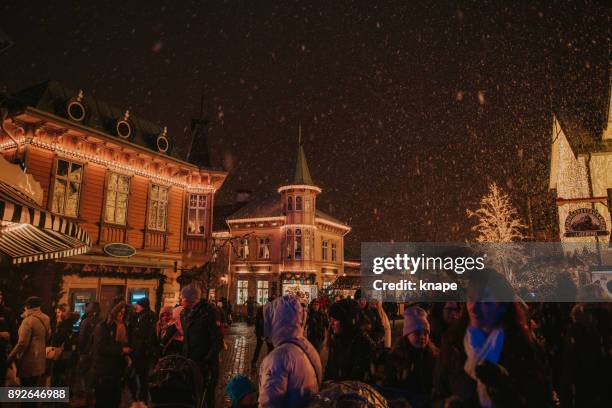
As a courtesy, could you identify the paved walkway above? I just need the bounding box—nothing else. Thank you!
[215,322,259,407]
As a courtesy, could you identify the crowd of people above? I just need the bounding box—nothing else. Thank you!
[0,267,609,408]
[234,269,609,408]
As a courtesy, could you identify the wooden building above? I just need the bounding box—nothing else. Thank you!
[216,142,351,309]
[549,73,612,294]
[0,82,226,315]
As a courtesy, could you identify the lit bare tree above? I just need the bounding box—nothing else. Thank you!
[467,182,527,284]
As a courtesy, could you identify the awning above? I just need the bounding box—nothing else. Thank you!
[0,180,90,264]
[328,275,361,290]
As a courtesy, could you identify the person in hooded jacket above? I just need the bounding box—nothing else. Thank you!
[258,295,322,408]
[325,298,376,383]
[180,285,224,408]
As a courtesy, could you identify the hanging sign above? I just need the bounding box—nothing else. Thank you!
[104,242,136,257]
[564,208,608,237]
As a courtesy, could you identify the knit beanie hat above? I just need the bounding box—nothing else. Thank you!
[403,306,430,336]
[181,285,201,304]
[225,374,256,407]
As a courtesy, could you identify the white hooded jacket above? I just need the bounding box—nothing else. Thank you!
[259,295,323,408]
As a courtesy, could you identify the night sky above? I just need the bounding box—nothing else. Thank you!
[1,1,609,254]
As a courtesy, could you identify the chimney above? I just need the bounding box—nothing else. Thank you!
[186,118,211,167]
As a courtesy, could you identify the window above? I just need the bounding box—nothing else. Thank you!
[286,230,293,260]
[147,184,168,231]
[296,196,303,211]
[294,229,302,260]
[305,198,312,211]
[239,238,250,259]
[187,194,207,235]
[323,281,331,290]
[51,159,83,217]
[237,280,248,305]
[303,229,311,260]
[104,172,130,225]
[322,240,328,260]
[256,281,269,305]
[287,196,293,211]
[258,237,270,259]
[331,242,337,262]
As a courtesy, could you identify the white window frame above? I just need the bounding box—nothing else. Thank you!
[187,193,207,236]
[237,280,249,305]
[104,172,130,225]
[147,184,169,231]
[51,158,83,217]
[239,238,250,259]
[258,237,270,259]
[256,280,269,305]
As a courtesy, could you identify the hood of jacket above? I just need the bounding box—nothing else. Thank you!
[263,295,307,347]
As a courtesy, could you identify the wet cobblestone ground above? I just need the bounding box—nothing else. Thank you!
[215,322,259,407]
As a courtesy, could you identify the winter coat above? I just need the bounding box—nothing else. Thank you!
[306,309,328,347]
[130,309,159,361]
[181,300,224,374]
[259,295,323,408]
[78,312,101,355]
[359,306,385,345]
[91,320,128,380]
[325,328,376,382]
[255,305,264,338]
[8,307,51,378]
[560,304,610,408]
[384,336,438,407]
[432,320,555,408]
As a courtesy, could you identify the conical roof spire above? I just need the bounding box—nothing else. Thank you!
[292,124,315,185]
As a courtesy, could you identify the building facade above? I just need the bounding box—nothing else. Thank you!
[0,82,226,315]
[221,143,350,308]
[549,75,612,294]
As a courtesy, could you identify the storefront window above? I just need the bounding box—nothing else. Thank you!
[148,184,168,231]
[331,242,337,262]
[237,280,248,305]
[51,159,82,217]
[257,280,269,305]
[258,237,270,259]
[187,194,207,235]
[104,172,130,225]
[322,239,328,260]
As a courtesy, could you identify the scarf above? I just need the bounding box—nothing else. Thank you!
[463,326,505,408]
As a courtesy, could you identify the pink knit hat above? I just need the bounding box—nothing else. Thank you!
[403,306,430,336]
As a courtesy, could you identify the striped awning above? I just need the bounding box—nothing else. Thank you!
[0,182,91,264]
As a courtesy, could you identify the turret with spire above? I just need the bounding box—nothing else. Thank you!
[278,125,321,264]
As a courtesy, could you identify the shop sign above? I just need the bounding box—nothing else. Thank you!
[104,242,136,258]
[564,208,609,237]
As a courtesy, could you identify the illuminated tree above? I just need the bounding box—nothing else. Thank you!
[467,182,527,284]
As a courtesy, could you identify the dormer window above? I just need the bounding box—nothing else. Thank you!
[296,196,303,211]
